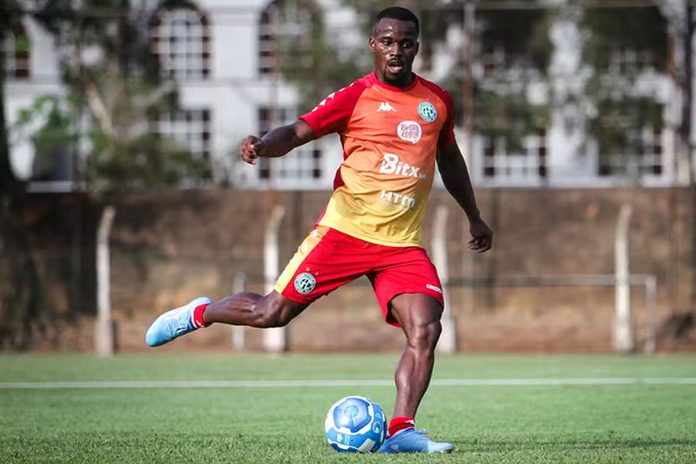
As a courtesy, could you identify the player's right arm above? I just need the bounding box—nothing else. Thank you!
[240,80,366,165]
[240,120,315,165]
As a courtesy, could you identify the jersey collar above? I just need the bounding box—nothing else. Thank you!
[369,71,419,92]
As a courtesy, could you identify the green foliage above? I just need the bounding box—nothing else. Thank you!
[11,0,209,191]
[299,2,556,149]
[13,95,78,179]
[478,6,553,72]
[589,96,664,149]
[271,0,365,111]
[581,6,668,73]
[476,89,550,152]
[85,133,208,192]
[579,6,669,167]
[13,34,31,53]
[13,80,208,192]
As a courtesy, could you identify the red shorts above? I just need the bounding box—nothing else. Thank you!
[274,226,444,326]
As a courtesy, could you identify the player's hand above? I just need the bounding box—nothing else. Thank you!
[468,217,493,253]
[240,136,266,165]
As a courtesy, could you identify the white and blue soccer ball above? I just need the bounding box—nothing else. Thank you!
[324,395,387,453]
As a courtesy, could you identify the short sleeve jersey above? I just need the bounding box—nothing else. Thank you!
[300,72,456,247]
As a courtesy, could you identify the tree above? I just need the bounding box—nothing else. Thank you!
[579,4,669,181]
[0,1,23,193]
[264,0,365,112]
[0,0,209,348]
[14,0,209,192]
[0,0,42,349]
[342,1,553,152]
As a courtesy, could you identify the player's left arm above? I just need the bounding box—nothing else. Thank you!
[436,140,493,253]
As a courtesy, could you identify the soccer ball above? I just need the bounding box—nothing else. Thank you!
[324,395,387,453]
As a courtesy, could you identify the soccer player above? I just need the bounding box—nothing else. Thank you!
[146,6,492,454]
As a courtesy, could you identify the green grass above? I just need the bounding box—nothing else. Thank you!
[1,353,695,463]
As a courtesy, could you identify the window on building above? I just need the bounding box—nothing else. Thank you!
[151,4,210,80]
[482,130,547,185]
[257,106,322,184]
[3,22,30,79]
[157,108,211,168]
[584,6,668,75]
[258,0,316,76]
[608,48,656,75]
[258,7,277,75]
[476,8,551,78]
[598,126,663,178]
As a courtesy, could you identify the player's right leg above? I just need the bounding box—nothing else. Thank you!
[145,291,306,347]
[203,291,307,328]
[146,226,361,348]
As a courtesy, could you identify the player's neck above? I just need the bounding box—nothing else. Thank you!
[372,71,417,91]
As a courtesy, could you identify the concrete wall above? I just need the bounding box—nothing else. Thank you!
[5,187,695,352]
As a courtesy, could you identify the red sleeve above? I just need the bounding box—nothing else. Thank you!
[438,89,456,146]
[419,78,456,146]
[299,80,367,138]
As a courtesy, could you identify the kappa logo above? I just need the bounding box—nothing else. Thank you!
[377,102,396,112]
[397,120,422,144]
[294,272,316,295]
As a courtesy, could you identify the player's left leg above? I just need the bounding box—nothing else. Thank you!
[389,293,442,420]
[378,293,454,453]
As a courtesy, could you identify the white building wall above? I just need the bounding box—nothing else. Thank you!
[4,0,692,189]
[6,17,64,180]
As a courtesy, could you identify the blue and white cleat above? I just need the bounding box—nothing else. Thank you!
[379,428,454,454]
[145,297,211,347]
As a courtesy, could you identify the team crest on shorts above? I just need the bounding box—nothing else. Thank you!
[294,272,316,294]
[417,102,438,123]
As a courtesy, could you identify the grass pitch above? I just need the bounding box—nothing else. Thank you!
[0,353,695,463]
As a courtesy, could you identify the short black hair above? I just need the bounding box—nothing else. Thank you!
[374,6,420,37]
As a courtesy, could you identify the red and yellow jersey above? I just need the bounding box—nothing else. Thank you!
[300,72,455,247]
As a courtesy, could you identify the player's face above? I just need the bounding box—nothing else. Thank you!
[369,18,419,88]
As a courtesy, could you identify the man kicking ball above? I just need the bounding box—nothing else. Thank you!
[146,6,492,454]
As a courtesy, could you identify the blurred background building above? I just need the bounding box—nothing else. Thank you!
[1,0,695,352]
[4,0,694,191]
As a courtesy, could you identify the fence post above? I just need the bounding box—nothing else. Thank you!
[613,203,634,353]
[263,205,286,352]
[232,272,246,351]
[432,205,457,353]
[643,275,657,355]
[95,205,116,357]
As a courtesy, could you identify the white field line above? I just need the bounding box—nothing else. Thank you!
[0,378,695,389]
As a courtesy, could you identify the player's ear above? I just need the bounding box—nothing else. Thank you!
[414,41,420,56]
[368,36,376,54]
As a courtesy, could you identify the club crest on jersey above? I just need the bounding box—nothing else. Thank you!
[294,272,316,295]
[397,120,422,144]
[417,102,438,123]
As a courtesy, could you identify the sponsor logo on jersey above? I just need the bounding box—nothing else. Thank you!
[397,120,422,144]
[379,153,425,179]
[417,101,438,123]
[377,102,396,112]
[380,190,416,209]
[294,272,316,294]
